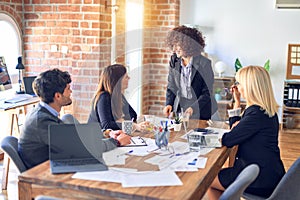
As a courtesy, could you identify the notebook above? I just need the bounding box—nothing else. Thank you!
[48,123,108,174]
[23,76,37,96]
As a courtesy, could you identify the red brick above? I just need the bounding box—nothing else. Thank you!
[61,13,82,20]
[84,14,99,20]
[49,0,67,3]
[82,6,100,12]
[56,21,73,27]
[57,5,80,12]
[69,0,82,4]
[41,13,60,20]
[80,22,89,28]
[27,21,46,27]
[32,0,49,3]
[52,29,70,35]
[25,51,45,58]
[24,13,40,20]
[84,0,93,4]
[34,5,52,12]
[46,21,56,27]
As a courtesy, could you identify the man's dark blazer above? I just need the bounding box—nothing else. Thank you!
[166,54,217,119]
[18,103,117,169]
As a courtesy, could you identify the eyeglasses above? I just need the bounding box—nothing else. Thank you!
[154,145,190,158]
[234,81,240,86]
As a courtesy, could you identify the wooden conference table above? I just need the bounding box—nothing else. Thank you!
[18,120,232,200]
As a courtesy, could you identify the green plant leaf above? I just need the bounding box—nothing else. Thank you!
[174,116,181,124]
[264,59,270,72]
[215,88,222,94]
[235,58,243,72]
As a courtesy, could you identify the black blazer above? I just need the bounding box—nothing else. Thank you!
[222,105,285,191]
[88,91,137,130]
[19,103,118,169]
[166,54,217,119]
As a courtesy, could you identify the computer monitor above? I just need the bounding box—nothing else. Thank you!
[0,56,12,91]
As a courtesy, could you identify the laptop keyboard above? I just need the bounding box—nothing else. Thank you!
[4,94,32,103]
[53,158,100,167]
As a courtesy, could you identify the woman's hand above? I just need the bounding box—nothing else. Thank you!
[231,84,241,108]
[116,132,131,146]
[185,107,193,117]
[163,105,172,117]
[109,130,122,139]
[134,121,150,132]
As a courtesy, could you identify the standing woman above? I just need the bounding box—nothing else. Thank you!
[163,25,217,120]
[207,66,285,199]
[88,64,144,131]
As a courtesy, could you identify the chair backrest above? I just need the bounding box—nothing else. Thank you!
[267,157,300,200]
[219,164,260,200]
[0,136,27,173]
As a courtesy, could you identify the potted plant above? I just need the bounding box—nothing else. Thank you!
[214,88,222,101]
[173,115,182,131]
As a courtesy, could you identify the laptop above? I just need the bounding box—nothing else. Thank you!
[48,123,108,174]
[23,76,37,96]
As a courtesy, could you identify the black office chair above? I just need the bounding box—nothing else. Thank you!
[1,136,28,190]
[1,136,27,173]
[219,164,260,200]
[243,157,300,200]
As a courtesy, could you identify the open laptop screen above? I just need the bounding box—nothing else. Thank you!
[49,123,104,161]
[23,76,37,96]
[0,56,12,91]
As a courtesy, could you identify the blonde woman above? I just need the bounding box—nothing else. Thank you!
[207,66,285,199]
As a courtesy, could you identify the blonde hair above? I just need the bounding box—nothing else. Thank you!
[235,66,278,117]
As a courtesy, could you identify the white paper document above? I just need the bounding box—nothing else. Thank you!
[103,148,128,166]
[72,168,182,188]
[72,167,138,183]
[121,170,183,187]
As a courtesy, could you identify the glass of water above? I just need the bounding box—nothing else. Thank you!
[187,132,205,152]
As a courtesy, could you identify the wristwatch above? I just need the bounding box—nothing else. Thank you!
[103,129,112,138]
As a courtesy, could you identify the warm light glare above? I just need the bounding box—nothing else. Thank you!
[0,21,19,75]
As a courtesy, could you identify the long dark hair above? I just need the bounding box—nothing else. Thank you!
[93,64,126,119]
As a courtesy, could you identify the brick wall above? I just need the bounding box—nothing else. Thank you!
[22,0,112,122]
[0,1,23,41]
[0,0,180,121]
[142,0,180,115]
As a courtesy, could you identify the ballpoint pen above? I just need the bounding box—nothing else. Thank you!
[169,151,190,158]
[130,138,135,144]
[188,158,198,165]
[117,150,133,157]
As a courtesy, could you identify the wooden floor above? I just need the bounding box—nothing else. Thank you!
[0,129,299,200]
[278,129,300,171]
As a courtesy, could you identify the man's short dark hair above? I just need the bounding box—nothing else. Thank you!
[33,68,71,104]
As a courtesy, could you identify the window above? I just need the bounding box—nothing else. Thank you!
[125,0,144,115]
[0,13,22,78]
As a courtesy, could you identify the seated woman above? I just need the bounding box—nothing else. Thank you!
[207,66,285,199]
[88,64,146,131]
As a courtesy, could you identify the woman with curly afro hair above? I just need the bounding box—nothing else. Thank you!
[163,25,217,120]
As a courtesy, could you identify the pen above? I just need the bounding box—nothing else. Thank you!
[130,138,136,144]
[169,151,190,158]
[188,158,198,165]
[117,150,133,157]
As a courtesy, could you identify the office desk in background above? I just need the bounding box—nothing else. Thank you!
[0,96,39,190]
[18,120,232,200]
